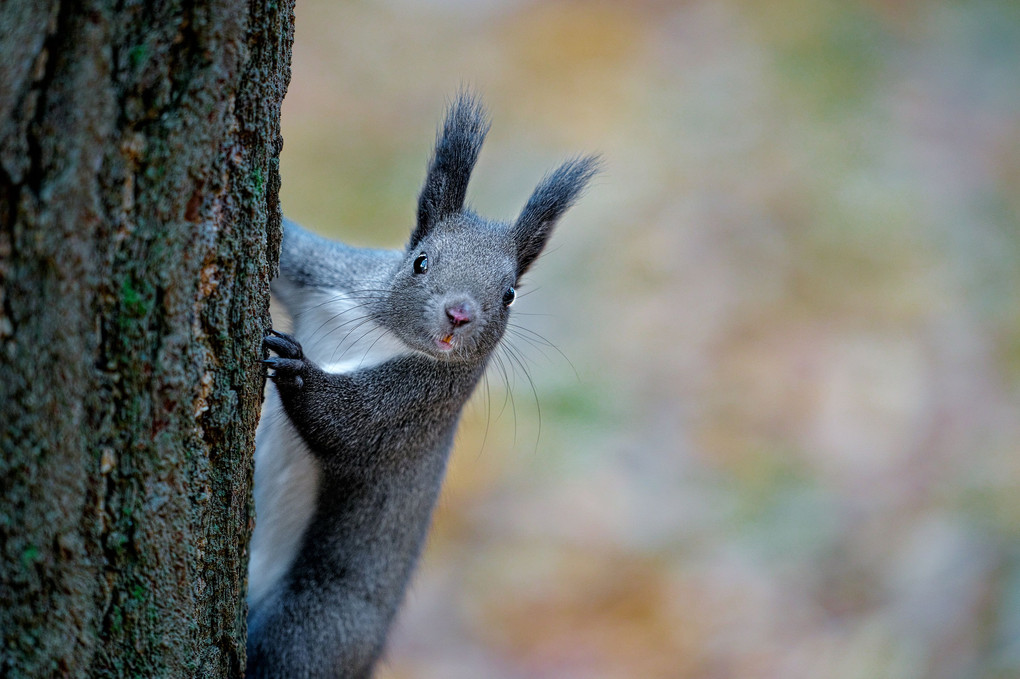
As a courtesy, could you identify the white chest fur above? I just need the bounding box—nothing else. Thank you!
[291,286,411,375]
[247,388,319,613]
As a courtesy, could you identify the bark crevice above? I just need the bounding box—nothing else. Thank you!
[0,1,294,676]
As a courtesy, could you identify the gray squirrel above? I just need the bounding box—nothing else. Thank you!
[245,94,598,678]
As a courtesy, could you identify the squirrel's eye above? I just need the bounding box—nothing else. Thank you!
[413,253,428,275]
[502,286,516,307]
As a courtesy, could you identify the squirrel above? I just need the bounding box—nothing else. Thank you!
[245,93,599,678]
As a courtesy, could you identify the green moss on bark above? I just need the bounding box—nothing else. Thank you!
[0,0,293,676]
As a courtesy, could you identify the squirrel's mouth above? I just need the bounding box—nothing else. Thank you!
[435,334,456,352]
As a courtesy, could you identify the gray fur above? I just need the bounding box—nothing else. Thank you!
[246,94,599,678]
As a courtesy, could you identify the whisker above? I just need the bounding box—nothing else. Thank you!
[506,327,553,362]
[291,289,390,319]
[477,369,492,460]
[313,312,375,350]
[502,339,541,453]
[310,312,370,346]
[515,286,541,298]
[358,327,391,368]
[495,346,519,447]
[489,350,513,425]
[303,298,380,343]
[328,316,378,363]
[508,323,579,381]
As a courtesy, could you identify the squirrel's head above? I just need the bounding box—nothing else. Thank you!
[384,94,599,363]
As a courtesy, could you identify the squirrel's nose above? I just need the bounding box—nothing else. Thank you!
[445,301,474,327]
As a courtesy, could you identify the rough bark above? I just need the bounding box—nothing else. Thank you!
[0,0,293,676]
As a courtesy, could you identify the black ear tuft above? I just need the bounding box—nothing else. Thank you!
[512,155,601,276]
[410,92,491,250]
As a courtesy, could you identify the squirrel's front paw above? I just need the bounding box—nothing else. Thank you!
[263,329,309,389]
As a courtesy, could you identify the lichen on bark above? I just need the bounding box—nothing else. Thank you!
[0,1,293,676]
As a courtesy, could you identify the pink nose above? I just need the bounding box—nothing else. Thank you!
[446,302,473,327]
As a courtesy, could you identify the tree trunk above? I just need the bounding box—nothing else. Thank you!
[0,1,293,676]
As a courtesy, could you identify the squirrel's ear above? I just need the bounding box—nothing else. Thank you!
[410,93,490,250]
[512,155,601,276]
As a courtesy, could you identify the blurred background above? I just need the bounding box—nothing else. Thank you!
[277,1,1020,677]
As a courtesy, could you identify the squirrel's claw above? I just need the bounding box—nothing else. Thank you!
[262,330,307,389]
[262,357,305,372]
[262,356,305,389]
[264,331,304,360]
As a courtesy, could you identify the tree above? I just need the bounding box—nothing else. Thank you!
[0,1,294,676]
